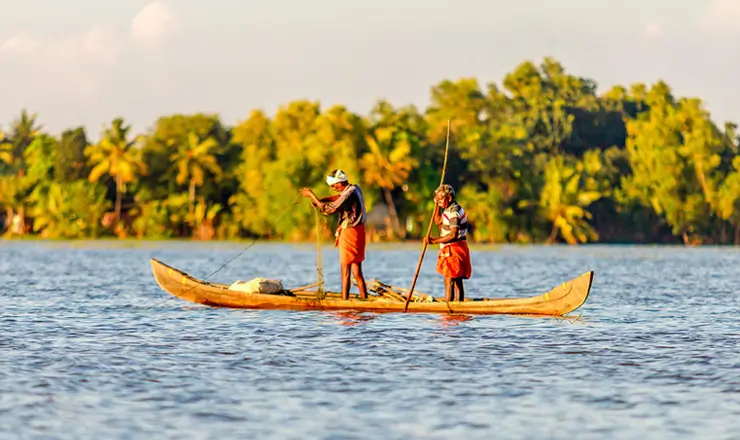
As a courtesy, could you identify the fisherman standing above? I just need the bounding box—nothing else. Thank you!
[423,184,472,301]
[300,169,369,300]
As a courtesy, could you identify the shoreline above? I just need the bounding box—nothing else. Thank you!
[1,236,734,248]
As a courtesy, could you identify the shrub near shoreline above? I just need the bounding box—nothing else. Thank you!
[1,58,738,245]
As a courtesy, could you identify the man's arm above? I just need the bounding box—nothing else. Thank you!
[430,226,458,244]
[301,189,339,209]
[321,186,353,215]
[428,210,460,244]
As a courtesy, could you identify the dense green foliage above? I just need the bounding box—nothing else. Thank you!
[2,58,739,244]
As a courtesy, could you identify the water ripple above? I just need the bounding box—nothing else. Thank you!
[1,242,739,439]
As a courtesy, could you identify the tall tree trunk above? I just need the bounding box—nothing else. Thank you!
[694,158,713,206]
[735,223,740,246]
[4,207,12,232]
[547,221,559,244]
[18,206,26,236]
[189,178,196,224]
[382,188,404,239]
[115,175,122,222]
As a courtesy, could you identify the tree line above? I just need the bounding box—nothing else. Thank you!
[1,57,739,245]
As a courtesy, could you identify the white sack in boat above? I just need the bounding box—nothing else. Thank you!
[228,278,284,294]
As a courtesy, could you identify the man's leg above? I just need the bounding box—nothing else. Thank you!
[444,276,454,301]
[351,263,368,299]
[341,263,352,300]
[453,278,465,301]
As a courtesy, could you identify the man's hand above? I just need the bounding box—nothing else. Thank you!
[423,236,436,245]
[300,188,314,198]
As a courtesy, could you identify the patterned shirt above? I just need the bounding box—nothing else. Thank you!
[440,201,468,248]
[321,184,367,229]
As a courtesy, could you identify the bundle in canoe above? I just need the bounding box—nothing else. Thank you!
[150,258,594,316]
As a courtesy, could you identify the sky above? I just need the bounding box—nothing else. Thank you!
[1,0,739,139]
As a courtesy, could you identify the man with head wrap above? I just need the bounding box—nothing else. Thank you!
[423,184,472,302]
[300,169,369,300]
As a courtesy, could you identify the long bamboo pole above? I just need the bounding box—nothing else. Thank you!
[404,119,451,312]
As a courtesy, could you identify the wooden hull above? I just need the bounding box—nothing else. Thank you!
[150,258,593,316]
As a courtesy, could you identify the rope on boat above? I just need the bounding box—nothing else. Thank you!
[144,195,304,309]
[194,195,304,282]
[314,205,326,300]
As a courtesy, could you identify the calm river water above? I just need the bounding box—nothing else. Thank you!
[1,241,739,439]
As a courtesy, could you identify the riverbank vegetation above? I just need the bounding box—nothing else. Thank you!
[1,57,738,244]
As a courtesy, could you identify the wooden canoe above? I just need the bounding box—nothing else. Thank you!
[150,258,594,316]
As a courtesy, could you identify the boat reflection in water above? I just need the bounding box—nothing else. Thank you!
[325,310,582,328]
[330,311,377,326]
[327,311,475,327]
[438,314,474,326]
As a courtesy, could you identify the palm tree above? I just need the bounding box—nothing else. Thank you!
[25,181,111,239]
[519,156,602,244]
[716,157,740,244]
[7,110,41,173]
[360,126,418,238]
[0,176,32,236]
[0,130,12,168]
[169,132,222,221]
[85,118,148,223]
[0,123,37,234]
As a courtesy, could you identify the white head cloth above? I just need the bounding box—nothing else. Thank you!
[326,169,348,185]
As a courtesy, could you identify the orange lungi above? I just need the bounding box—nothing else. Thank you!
[335,224,366,265]
[436,240,472,279]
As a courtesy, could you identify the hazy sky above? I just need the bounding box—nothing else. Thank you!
[1,0,739,139]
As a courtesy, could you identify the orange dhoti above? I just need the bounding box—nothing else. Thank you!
[335,224,366,265]
[436,240,472,279]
